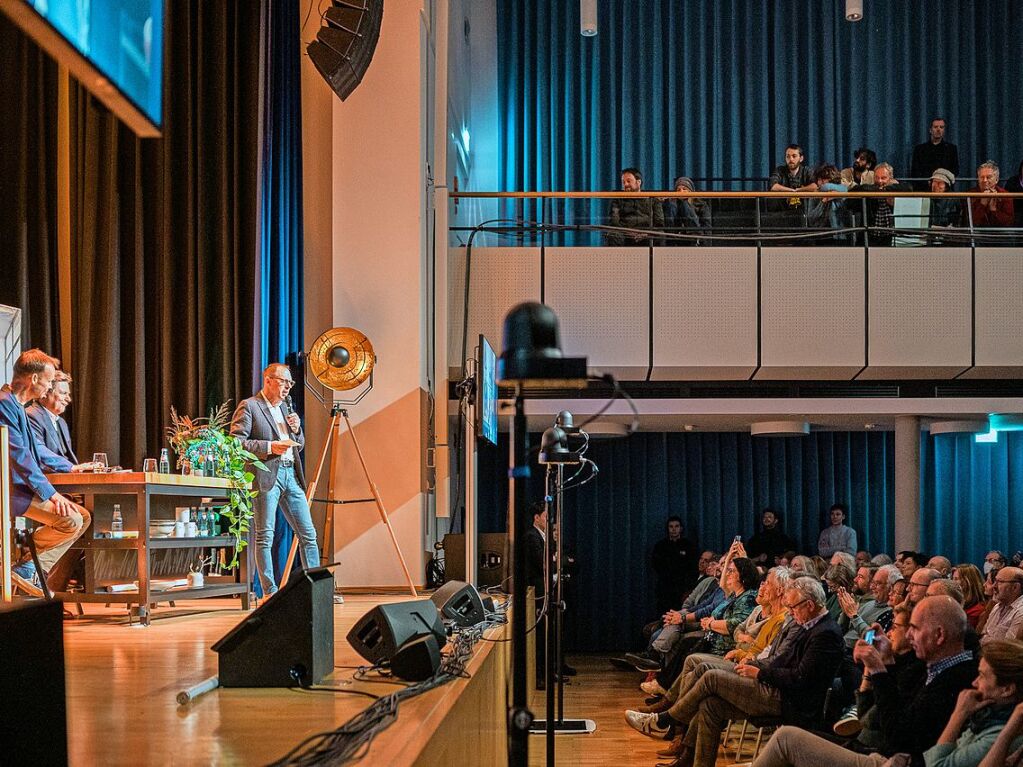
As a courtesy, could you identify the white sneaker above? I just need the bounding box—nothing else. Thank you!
[624,710,670,738]
[640,679,667,696]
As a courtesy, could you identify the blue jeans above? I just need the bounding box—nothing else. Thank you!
[254,465,320,595]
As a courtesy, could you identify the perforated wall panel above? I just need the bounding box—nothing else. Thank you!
[963,248,1023,378]
[651,247,757,380]
[544,247,649,380]
[861,247,971,379]
[447,247,541,375]
[757,247,865,380]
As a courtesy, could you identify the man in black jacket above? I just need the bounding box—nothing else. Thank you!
[745,508,798,567]
[652,515,698,614]
[749,595,976,767]
[625,576,844,767]
[910,117,960,191]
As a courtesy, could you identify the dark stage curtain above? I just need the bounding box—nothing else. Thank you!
[498,0,1023,197]
[0,16,60,352]
[69,4,261,468]
[920,432,1023,567]
[259,0,307,586]
[477,431,895,651]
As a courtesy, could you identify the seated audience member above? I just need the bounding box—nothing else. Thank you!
[836,564,897,647]
[962,161,1015,227]
[858,163,901,246]
[812,555,830,577]
[824,563,856,622]
[897,550,929,579]
[856,550,873,568]
[928,578,966,604]
[832,551,858,575]
[607,167,664,245]
[979,698,1023,767]
[652,515,699,615]
[806,164,848,231]
[907,568,942,607]
[840,147,877,189]
[929,556,954,578]
[953,563,989,628]
[625,577,843,767]
[751,596,977,767]
[745,508,797,566]
[985,551,1009,577]
[924,639,1023,767]
[646,548,758,695]
[628,553,723,671]
[888,576,909,609]
[26,370,98,472]
[790,555,816,575]
[851,563,876,596]
[663,176,711,235]
[1004,159,1023,228]
[0,350,91,587]
[870,553,893,566]
[768,144,817,219]
[819,503,858,558]
[982,567,1023,645]
[928,168,961,228]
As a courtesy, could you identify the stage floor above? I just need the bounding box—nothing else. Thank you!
[62,594,505,766]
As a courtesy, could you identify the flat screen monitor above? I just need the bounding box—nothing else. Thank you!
[2,0,164,135]
[477,335,498,445]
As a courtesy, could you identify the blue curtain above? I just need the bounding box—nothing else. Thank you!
[477,431,895,651]
[258,0,305,589]
[498,0,1023,195]
[920,432,1023,567]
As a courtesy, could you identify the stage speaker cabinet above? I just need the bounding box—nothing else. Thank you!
[442,532,509,588]
[307,0,384,102]
[391,634,442,681]
[431,579,486,628]
[347,599,447,666]
[0,600,67,766]
[212,565,336,687]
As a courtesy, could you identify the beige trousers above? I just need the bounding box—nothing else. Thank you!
[22,497,91,572]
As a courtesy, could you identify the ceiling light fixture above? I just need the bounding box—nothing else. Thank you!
[580,0,597,36]
[845,0,863,21]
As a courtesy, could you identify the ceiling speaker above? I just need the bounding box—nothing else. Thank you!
[308,0,384,102]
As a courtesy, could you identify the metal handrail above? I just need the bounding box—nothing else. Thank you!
[450,190,1023,198]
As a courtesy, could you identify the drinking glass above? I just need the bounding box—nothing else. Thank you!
[92,453,108,470]
[142,458,158,473]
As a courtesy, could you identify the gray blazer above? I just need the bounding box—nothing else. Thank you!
[230,395,307,492]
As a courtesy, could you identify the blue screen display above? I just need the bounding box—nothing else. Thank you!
[25,0,164,126]
[479,336,498,445]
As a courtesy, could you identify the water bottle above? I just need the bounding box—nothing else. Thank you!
[208,509,218,537]
[198,509,208,537]
[204,448,216,477]
[159,448,170,474]
[111,504,123,534]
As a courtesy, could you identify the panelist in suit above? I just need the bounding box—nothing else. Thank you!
[0,350,91,581]
[230,363,320,596]
[26,370,95,472]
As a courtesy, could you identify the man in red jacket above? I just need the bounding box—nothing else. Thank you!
[963,160,1014,227]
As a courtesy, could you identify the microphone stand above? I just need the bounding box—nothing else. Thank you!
[508,387,532,767]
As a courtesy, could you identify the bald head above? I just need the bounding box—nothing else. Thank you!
[927,556,952,577]
[909,595,967,662]
[907,568,941,605]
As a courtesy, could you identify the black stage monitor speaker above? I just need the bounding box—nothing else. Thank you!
[347,599,446,666]
[307,0,384,102]
[0,600,67,766]
[442,532,509,588]
[391,634,442,681]
[431,579,486,628]
[212,565,336,687]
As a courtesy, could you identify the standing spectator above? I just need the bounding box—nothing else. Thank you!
[607,167,664,245]
[818,503,858,558]
[651,515,698,615]
[962,161,1015,228]
[911,116,960,190]
[840,147,877,189]
[982,567,1023,644]
[745,508,798,566]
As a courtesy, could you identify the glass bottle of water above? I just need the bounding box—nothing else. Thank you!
[111,504,123,535]
[159,448,170,474]
[198,509,208,537]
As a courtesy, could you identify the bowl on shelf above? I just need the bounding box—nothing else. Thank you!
[149,520,176,538]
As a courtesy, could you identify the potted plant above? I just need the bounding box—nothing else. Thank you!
[166,403,265,567]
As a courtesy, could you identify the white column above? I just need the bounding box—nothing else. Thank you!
[894,416,921,552]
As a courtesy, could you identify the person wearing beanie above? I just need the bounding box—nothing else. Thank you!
[928,167,960,229]
[663,175,711,236]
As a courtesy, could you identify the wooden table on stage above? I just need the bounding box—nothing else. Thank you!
[48,473,252,625]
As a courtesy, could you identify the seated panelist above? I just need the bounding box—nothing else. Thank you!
[26,370,98,473]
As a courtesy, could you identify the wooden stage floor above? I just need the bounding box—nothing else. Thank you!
[58,595,753,766]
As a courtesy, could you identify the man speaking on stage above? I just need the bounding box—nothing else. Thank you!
[230,363,320,596]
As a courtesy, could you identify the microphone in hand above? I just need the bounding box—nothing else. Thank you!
[284,394,300,433]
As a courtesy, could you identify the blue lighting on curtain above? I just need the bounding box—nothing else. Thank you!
[478,431,895,651]
[257,0,305,590]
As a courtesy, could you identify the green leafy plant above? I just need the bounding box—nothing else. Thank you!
[166,403,266,567]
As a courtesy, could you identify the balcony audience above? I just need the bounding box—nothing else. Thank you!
[962,161,1014,227]
[607,166,664,245]
[911,117,960,190]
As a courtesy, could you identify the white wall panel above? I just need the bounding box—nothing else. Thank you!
[758,247,865,379]
[961,248,1023,378]
[651,247,757,380]
[447,247,541,375]
[544,247,649,380]
[861,248,971,379]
